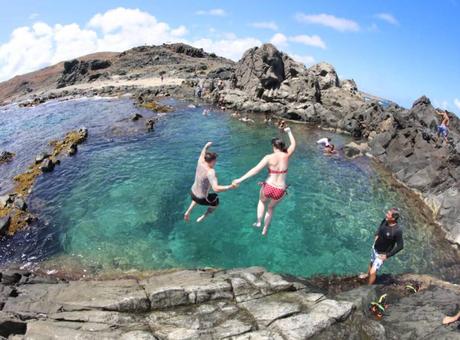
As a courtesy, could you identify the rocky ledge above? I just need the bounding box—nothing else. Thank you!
[0,267,458,339]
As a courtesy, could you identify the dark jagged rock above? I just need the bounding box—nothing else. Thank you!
[130,113,143,121]
[89,59,111,71]
[39,159,55,172]
[0,151,14,164]
[35,152,50,164]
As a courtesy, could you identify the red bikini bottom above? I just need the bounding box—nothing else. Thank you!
[260,182,286,200]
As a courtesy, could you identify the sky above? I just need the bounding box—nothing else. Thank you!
[0,0,459,113]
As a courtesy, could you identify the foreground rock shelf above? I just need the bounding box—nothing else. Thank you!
[0,267,458,339]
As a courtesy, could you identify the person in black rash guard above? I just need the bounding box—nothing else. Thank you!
[366,208,404,285]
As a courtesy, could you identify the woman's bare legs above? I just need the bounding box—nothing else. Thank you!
[184,201,197,222]
[254,188,267,228]
[262,198,282,236]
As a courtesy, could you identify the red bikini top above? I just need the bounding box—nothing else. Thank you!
[268,168,288,174]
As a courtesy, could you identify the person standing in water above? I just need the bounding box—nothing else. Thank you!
[232,122,296,236]
[184,142,236,223]
[363,208,404,285]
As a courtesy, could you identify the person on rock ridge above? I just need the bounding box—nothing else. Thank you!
[184,142,237,222]
[232,122,296,236]
[436,109,450,144]
[362,208,404,285]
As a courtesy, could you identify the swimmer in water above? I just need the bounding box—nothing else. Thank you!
[240,115,255,123]
[323,144,337,155]
[233,122,296,236]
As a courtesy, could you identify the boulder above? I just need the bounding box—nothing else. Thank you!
[12,197,27,211]
[67,143,77,156]
[235,44,286,94]
[35,152,50,164]
[0,151,14,164]
[90,59,111,71]
[0,195,10,208]
[130,113,143,121]
[308,62,339,90]
[40,159,55,172]
[344,142,369,159]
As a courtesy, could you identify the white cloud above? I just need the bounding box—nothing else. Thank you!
[192,37,262,61]
[375,13,399,26]
[270,33,326,49]
[290,53,315,66]
[270,33,288,47]
[295,13,360,32]
[195,8,226,16]
[0,7,189,81]
[249,21,278,31]
[289,34,326,49]
[29,13,39,20]
[454,98,460,110]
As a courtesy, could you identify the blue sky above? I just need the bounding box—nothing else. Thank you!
[0,0,459,113]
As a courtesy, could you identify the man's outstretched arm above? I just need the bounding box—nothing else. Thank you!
[199,142,213,162]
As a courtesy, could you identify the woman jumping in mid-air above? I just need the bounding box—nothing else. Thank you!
[233,121,296,236]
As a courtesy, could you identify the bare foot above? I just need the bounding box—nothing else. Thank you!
[358,273,369,280]
[197,214,207,223]
[253,222,261,228]
[443,315,460,325]
[262,226,268,236]
[184,213,190,222]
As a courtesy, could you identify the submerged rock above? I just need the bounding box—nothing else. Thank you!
[0,216,11,235]
[0,151,14,164]
[130,113,143,121]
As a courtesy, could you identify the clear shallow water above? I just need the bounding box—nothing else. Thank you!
[0,98,458,279]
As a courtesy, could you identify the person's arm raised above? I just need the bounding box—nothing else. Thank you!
[199,142,213,162]
[285,127,296,157]
[233,156,269,185]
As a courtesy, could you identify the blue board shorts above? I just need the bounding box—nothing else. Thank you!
[437,125,448,138]
[370,248,384,272]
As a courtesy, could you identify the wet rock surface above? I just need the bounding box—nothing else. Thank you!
[0,267,457,339]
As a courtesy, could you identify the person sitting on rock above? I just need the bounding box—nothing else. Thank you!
[362,208,404,285]
[443,310,460,325]
[436,109,450,144]
[184,142,237,223]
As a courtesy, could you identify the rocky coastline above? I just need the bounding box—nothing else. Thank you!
[0,267,458,339]
[0,43,459,339]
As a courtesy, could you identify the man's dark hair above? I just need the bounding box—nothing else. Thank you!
[391,208,400,221]
[205,152,218,163]
[327,138,331,142]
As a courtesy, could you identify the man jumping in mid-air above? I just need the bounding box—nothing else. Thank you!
[184,142,236,222]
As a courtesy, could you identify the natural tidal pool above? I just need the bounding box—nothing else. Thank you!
[0,98,458,280]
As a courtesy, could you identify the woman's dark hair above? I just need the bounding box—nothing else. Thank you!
[205,152,218,163]
[271,138,287,153]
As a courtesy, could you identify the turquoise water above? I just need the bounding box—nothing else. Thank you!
[1,98,457,279]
